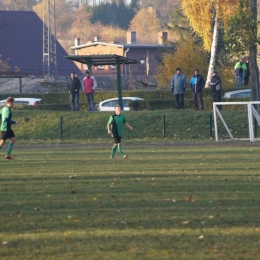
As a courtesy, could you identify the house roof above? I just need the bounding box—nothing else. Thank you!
[65,54,141,66]
[70,41,164,50]
[0,10,81,76]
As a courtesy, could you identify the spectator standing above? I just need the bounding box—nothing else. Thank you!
[68,72,81,111]
[209,71,222,111]
[170,68,187,109]
[190,69,205,111]
[234,58,247,87]
[82,70,97,111]
[243,58,250,86]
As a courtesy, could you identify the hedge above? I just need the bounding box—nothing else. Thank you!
[0,87,250,105]
[10,98,249,111]
[130,98,249,111]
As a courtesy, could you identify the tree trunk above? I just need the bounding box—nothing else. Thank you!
[249,0,259,102]
[206,8,219,88]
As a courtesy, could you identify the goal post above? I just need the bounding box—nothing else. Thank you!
[213,101,260,142]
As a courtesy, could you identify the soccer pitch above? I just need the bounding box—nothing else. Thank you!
[0,143,260,259]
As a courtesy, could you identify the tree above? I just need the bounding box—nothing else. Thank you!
[0,0,38,10]
[181,0,239,86]
[137,0,177,22]
[154,39,208,88]
[225,0,259,101]
[90,0,135,29]
[129,7,161,43]
[33,0,75,38]
[0,55,11,71]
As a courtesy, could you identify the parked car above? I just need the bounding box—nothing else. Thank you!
[223,89,252,98]
[0,98,42,106]
[97,97,144,111]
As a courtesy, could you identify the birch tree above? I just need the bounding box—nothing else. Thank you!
[181,0,239,86]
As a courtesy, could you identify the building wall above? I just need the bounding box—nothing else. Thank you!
[125,47,160,77]
[75,44,124,76]
[74,44,162,77]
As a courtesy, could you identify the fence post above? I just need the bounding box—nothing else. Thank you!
[19,77,22,93]
[162,114,166,137]
[209,113,213,138]
[254,117,257,138]
[60,116,63,139]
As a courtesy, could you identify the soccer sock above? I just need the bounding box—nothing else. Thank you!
[111,145,117,158]
[118,144,124,156]
[6,143,14,156]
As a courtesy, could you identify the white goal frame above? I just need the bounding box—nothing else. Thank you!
[213,101,260,142]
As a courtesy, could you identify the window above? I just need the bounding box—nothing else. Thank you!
[14,101,29,106]
[110,65,116,69]
[98,65,104,70]
[123,99,129,107]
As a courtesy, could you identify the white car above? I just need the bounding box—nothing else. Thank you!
[0,98,42,106]
[97,97,144,111]
[224,89,252,98]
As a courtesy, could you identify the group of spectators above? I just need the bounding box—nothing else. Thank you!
[170,68,222,111]
[170,57,250,111]
[67,70,97,111]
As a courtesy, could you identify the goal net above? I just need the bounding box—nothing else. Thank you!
[213,101,260,142]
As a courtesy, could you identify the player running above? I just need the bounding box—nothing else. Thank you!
[0,97,19,160]
[107,105,133,159]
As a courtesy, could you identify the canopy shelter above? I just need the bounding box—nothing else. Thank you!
[64,54,141,110]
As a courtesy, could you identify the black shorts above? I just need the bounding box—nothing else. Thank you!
[113,134,121,144]
[1,129,15,140]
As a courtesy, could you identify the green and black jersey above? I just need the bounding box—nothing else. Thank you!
[108,114,126,137]
[0,106,14,131]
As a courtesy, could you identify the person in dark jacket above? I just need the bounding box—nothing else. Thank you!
[189,69,205,110]
[68,72,81,111]
[209,71,222,111]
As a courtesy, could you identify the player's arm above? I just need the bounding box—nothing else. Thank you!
[4,118,18,124]
[107,116,113,134]
[107,123,111,134]
[125,122,133,130]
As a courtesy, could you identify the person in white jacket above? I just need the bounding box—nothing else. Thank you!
[82,70,97,111]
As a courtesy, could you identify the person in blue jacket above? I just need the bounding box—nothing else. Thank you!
[190,69,205,111]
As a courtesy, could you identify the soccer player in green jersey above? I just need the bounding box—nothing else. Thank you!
[0,97,19,160]
[107,105,133,159]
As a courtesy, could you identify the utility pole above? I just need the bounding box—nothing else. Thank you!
[43,0,57,77]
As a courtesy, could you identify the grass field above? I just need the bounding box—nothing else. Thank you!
[0,143,260,259]
[10,109,254,141]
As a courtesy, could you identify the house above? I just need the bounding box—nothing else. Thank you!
[70,31,170,77]
[0,10,81,76]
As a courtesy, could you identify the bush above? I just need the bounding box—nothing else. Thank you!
[0,87,250,109]
[12,103,88,111]
[130,98,249,111]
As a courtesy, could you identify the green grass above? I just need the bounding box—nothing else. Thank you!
[0,144,260,259]
[10,109,255,141]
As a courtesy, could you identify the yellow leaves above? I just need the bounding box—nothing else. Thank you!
[181,0,239,50]
[74,219,81,223]
[92,197,97,201]
[186,196,195,202]
[129,7,161,43]
[182,221,189,225]
[198,235,204,239]
[155,38,208,88]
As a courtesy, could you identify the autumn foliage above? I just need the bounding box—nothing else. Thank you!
[155,39,209,88]
[181,0,239,51]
